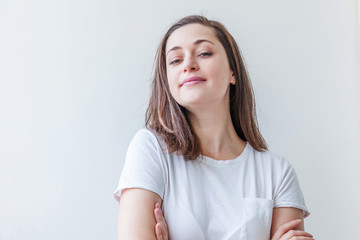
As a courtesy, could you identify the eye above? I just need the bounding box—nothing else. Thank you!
[169,59,181,65]
[199,52,213,57]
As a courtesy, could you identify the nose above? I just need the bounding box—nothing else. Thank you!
[183,57,199,73]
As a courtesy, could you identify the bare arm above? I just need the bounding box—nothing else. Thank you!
[271,207,304,236]
[117,188,163,240]
[153,205,313,240]
[271,207,313,240]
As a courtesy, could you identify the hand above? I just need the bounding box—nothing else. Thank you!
[271,219,314,240]
[154,203,169,240]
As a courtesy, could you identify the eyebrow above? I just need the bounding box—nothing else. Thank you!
[166,39,215,55]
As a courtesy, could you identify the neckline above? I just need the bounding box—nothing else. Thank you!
[198,142,251,166]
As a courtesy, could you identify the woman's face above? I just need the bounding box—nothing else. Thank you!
[165,23,234,111]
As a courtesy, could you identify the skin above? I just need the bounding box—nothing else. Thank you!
[117,188,162,240]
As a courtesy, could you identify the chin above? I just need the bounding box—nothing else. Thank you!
[178,98,209,109]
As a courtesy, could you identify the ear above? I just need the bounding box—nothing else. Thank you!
[230,72,236,85]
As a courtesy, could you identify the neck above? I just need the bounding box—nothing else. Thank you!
[187,98,245,160]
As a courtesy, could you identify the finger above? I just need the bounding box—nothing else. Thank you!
[272,219,302,240]
[158,207,168,232]
[154,206,168,239]
[158,208,168,237]
[281,230,313,240]
[154,203,168,239]
[288,237,314,240]
[155,223,163,240]
[283,230,313,238]
[154,208,162,224]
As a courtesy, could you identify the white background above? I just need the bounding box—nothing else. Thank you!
[0,0,359,239]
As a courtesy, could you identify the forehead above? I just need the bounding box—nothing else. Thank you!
[165,23,218,53]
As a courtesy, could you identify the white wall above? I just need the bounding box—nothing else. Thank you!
[0,0,359,239]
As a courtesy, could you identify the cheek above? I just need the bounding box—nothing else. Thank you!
[211,69,230,87]
[166,72,178,95]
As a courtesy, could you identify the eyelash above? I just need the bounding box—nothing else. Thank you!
[169,52,213,65]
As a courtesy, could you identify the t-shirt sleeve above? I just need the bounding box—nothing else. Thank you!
[113,129,167,202]
[273,157,310,218]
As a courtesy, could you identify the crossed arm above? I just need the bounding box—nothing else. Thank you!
[117,188,313,240]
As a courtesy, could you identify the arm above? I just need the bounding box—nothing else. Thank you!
[117,188,163,240]
[270,207,313,240]
[271,207,304,236]
[153,206,312,240]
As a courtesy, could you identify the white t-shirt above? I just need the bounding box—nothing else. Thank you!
[114,128,310,240]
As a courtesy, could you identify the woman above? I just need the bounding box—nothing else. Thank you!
[115,15,312,240]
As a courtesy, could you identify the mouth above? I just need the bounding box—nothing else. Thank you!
[180,76,206,87]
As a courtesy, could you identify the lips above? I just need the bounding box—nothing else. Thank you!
[180,76,206,87]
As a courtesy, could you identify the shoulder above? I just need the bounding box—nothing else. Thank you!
[247,145,295,178]
[250,145,288,167]
[130,128,160,146]
[132,128,157,141]
[129,128,168,154]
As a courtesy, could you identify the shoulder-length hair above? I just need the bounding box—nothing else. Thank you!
[145,15,268,160]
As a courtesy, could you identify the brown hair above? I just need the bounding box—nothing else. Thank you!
[145,15,267,160]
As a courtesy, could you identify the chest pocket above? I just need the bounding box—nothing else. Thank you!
[242,198,273,240]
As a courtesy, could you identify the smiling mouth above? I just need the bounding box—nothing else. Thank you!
[181,76,206,87]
